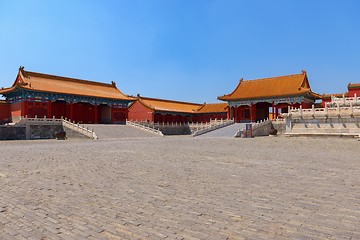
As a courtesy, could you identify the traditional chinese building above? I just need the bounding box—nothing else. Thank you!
[218,70,320,122]
[320,93,348,107]
[193,102,228,122]
[320,83,360,107]
[128,96,202,123]
[348,83,360,97]
[0,67,135,124]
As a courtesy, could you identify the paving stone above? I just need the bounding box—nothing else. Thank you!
[0,137,359,239]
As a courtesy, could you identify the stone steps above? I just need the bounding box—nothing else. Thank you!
[197,123,246,137]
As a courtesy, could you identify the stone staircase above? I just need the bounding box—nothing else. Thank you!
[83,124,161,140]
[196,123,246,138]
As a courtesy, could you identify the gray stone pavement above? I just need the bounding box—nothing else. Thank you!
[0,136,360,239]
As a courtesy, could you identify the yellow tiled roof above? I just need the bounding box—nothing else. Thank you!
[0,67,134,101]
[348,83,360,89]
[321,93,348,100]
[196,103,228,113]
[133,97,202,114]
[218,71,319,101]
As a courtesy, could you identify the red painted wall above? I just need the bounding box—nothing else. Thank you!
[72,103,96,124]
[128,101,153,122]
[321,99,331,108]
[193,113,227,123]
[348,88,360,97]
[113,107,128,124]
[10,102,23,121]
[0,102,10,123]
[27,102,48,118]
[301,102,313,109]
[51,101,67,119]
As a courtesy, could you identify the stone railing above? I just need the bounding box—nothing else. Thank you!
[192,119,234,137]
[126,120,164,136]
[330,93,360,106]
[283,105,360,137]
[189,122,213,133]
[284,104,360,119]
[190,119,232,134]
[15,115,62,125]
[62,118,98,139]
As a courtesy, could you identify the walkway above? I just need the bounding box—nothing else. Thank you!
[0,137,359,239]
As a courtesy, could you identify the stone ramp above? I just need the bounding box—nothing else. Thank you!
[197,123,247,137]
[83,124,160,140]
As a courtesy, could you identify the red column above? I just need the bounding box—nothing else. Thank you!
[94,105,98,124]
[111,106,114,124]
[234,107,238,122]
[70,102,74,121]
[227,107,230,120]
[47,100,52,118]
[250,104,253,122]
[254,103,257,121]
[272,101,275,119]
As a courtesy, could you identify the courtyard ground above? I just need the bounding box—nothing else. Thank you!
[0,136,359,239]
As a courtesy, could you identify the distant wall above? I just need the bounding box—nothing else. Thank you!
[128,101,153,122]
[348,88,360,97]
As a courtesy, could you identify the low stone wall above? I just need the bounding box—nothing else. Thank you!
[252,121,272,136]
[28,125,64,139]
[285,117,360,137]
[272,121,286,135]
[157,125,191,135]
[0,126,26,140]
[0,124,65,140]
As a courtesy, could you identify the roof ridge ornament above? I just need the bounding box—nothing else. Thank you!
[19,66,29,78]
[302,69,307,74]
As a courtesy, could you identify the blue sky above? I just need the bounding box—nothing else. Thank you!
[1,0,360,103]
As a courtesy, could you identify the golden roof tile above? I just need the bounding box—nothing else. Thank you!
[218,70,319,101]
[0,67,135,101]
[348,83,360,89]
[196,103,228,113]
[131,96,202,114]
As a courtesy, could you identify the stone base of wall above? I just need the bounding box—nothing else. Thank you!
[272,121,286,135]
[157,125,191,135]
[0,126,26,140]
[0,125,65,140]
[29,125,64,139]
[285,117,360,137]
